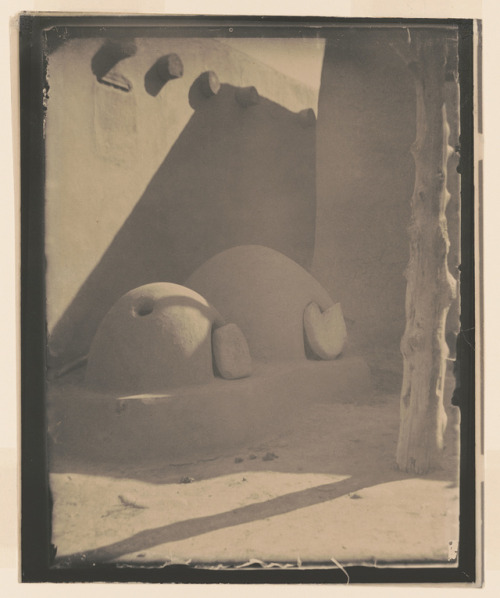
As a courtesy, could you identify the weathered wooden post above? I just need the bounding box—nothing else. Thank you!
[396,29,458,474]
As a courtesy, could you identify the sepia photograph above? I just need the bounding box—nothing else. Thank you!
[19,13,479,584]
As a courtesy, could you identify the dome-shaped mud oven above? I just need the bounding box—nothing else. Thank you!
[186,245,347,363]
[85,282,251,394]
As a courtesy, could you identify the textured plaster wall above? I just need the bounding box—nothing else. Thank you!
[312,29,460,354]
[45,36,320,366]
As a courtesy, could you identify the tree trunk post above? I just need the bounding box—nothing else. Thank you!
[396,30,457,474]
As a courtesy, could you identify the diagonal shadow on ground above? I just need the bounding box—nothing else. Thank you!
[54,468,406,567]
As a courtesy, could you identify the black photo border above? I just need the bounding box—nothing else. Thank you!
[19,13,478,584]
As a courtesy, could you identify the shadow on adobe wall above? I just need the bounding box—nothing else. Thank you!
[49,83,317,367]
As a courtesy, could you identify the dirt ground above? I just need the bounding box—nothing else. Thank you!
[49,352,460,570]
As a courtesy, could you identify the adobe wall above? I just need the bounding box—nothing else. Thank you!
[45,29,460,368]
[312,29,460,354]
[45,36,320,366]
